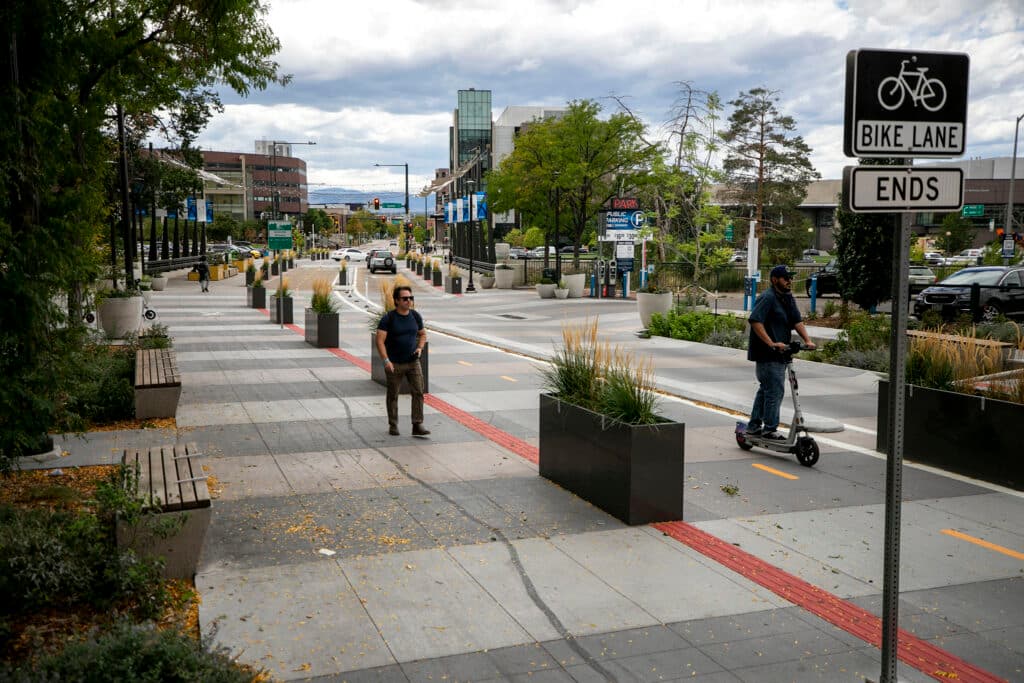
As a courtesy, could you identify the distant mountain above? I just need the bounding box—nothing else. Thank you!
[309,187,435,215]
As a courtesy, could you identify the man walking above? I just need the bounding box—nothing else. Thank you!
[375,285,430,436]
[746,265,815,439]
[195,256,210,293]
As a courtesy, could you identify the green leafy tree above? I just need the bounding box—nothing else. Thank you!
[720,87,819,265]
[834,194,895,310]
[934,212,976,255]
[522,227,545,249]
[208,213,241,241]
[0,0,285,469]
[503,228,524,247]
[489,99,660,266]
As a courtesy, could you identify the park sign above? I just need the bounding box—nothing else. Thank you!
[844,49,969,158]
[267,220,293,250]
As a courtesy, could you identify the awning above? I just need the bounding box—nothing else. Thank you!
[416,150,484,197]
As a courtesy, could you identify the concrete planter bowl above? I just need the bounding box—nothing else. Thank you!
[98,295,143,338]
[370,332,429,394]
[305,308,339,347]
[480,275,495,289]
[637,291,673,328]
[150,275,167,291]
[563,273,587,298]
[539,394,685,525]
[877,380,1023,490]
[494,268,515,289]
[537,283,556,299]
[554,287,569,299]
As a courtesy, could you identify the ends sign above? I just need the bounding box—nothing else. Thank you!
[844,49,969,158]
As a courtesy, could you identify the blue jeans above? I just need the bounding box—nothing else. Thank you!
[749,361,786,432]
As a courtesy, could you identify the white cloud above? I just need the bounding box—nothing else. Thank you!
[183,0,1024,188]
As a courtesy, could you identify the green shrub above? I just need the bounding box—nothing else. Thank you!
[906,345,956,390]
[57,344,135,429]
[976,320,1021,344]
[703,328,748,350]
[834,348,889,372]
[838,312,890,351]
[649,311,746,344]
[2,620,253,682]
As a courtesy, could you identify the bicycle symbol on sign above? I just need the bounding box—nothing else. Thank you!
[877,56,947,112]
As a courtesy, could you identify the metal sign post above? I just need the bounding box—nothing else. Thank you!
[267,221,294,330]
[843,47,969,683]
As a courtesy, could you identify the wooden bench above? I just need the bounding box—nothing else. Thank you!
[116,443,211,579]
[906,330,1014,364]
[135,348,181,419]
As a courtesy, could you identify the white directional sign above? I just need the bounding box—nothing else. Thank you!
[844,49,969,158]
[843,166,963,213]
[599,229,637,242]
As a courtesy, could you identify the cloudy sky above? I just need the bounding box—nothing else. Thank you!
[184,0,1024,196]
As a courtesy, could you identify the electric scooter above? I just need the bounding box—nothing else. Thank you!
[735,341,820,467]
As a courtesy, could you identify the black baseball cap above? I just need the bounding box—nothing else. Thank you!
[770,265,795,279]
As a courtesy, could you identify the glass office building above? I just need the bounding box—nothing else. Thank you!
[453,89,491,193]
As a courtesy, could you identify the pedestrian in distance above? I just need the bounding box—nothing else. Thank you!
[375,285,430,436]
[195,256,210,293]
[745,265,816,440]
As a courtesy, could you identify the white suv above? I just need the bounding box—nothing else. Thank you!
[368,249,396,274]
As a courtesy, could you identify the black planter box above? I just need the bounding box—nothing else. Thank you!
[247,286,266,309]
[305,308,339,347]
[339,269,348,286]
[261,263,269,278]
[269,296,293,324]
[423,267,433,281]
[281,259,288,273]
[416,261,423,275]
[370,333,429,394]
[288,257,295,268]
[245,269,255,286]
[432,270,443,287]
[877,380,1022,490]
[539,394,684,525]
[446,277,462,294]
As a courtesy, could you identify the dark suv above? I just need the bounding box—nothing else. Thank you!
[805,260,840,296]
[913,266,1024,321]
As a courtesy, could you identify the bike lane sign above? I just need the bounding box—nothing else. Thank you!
[844,49,969,158]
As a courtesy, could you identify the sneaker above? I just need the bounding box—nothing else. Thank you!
[761,430,786,441]
[412,424,431,436]
[388,426,400,436]
[745,426,762,436]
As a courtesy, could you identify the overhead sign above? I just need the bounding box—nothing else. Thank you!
[381,202,403,208]
[604,211,644,229]
[842,166,964,213]
[611,197,639,210]
[599,229,638,242]
[844,49,969,158]
[961,204,984,217]
[267,220,293,250]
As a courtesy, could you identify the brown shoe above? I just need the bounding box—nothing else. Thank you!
[388,426,400,436]
[412,424,431,436]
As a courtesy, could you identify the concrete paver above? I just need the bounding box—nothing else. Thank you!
[32,261,1024,682]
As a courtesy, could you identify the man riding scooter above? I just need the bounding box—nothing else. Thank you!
[745,265,816,440]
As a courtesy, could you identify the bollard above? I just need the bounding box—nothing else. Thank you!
[970,282,981,322]
[809,274,817,315]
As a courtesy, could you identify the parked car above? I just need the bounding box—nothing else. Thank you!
[368,249,396,274]
[806,259,840,296]
[529,246,556,257]
[802,248,828,259]
[388,240,398,247]
[913,266,1024,321]
[331,248,366,262]
[923,251,945,266]
[729,251,747,263]
[943,248,984,266]
[508,247,528,259]
[907,265,937,293]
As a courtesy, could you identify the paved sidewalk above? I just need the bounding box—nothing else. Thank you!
[42,263,1024,682]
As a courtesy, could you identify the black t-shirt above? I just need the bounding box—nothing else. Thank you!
[378,309,423,364]
[747,286,801,362]
[196,262,210,278]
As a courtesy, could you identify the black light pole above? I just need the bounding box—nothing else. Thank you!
[554,184,561,283]
[1005,112,1024,265]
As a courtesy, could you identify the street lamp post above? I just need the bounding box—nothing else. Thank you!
[1005,112,1024,262]
[554,184,561,283]
[466,179,476,292]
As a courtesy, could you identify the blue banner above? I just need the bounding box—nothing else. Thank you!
[186,197,197,221]
[475,192,487,220]
[205,200,213,223]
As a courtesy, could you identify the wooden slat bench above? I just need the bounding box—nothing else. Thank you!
[135,348,182,419]
[116,443,211,580]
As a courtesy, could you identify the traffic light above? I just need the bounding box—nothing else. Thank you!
[373,197,380,210]
[380,215,387,224]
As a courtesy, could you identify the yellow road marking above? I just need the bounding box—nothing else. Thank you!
[500,375,518,382]
[457,360,473,367]
[941,529,1024,560]
[752,463,799,480]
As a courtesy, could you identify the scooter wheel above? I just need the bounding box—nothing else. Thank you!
[144,309,157,320]
[736,433,753,451]
[796,438,819,467]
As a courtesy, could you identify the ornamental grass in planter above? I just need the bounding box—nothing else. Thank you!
[431,259,443,286]
[338,259,348,286]
[270,277,293,324]
[247,271,266,309]
[306,277,340,347]
[538,319,684,524]
[445,265,462,294]
[245,262,256,286]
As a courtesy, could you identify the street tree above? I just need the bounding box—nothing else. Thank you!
[934,212,976,255]
[0,0,285,468]
[488,99,660,266]
[834,194,895,311]
[720,87,819,265]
